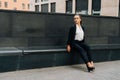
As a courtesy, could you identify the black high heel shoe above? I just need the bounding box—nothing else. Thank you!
[92,66,95,71]
[86,65,95,72]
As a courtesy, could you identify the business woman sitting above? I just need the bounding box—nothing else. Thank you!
[67,14,95,72]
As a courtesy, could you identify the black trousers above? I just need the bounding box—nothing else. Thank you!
[72,40,93,64]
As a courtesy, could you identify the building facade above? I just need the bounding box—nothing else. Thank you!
[0,0,29,11]
[30,0,120,17]
[30,0,66,13]
[0,0,119,17]
[101,0,119,16]
[76,0,119,17]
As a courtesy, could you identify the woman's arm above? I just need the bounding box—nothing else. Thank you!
[67,26,74,53]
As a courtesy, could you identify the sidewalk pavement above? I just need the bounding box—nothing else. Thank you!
[0,60,120,80]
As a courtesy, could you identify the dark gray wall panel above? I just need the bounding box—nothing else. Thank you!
[99,18,119,37]
[45,14,73,37]
[53,52,72,66]
[0,10,119,47]
[91,50,110,62]
[108,37,120,44]
[86,37,108,44]
[110,50,120,60]
[0,56,19,72]
[28,36,67,46]
[82,17,99,37]
[19,53,54,69]
[0,38,28,47]
[0,12,11,37]
[12,13,45,37]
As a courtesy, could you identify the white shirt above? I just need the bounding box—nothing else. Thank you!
[75,25,84,41]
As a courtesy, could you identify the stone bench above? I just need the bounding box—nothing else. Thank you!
[0,44,120,72]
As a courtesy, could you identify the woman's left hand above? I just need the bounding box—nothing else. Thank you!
[67,45,71,53]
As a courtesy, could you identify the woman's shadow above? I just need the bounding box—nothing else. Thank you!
[69,51,87,72]
[70,64,87,72]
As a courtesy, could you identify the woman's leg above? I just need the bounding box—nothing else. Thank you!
[73,42,95,72]
[80,43,93,62]
[73,43,89,64]
[80,43,95,68]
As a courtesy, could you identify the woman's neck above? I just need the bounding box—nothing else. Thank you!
[76,23,81,27]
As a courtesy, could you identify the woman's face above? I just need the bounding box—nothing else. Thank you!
[74,15,81,25]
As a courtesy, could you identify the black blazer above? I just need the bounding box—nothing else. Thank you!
[67,24,85,47]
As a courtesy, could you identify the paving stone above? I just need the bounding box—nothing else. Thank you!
[0,60,120,80]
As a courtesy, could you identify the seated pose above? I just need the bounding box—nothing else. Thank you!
[67,14,95,72]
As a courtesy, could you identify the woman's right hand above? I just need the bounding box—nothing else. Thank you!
[67,45,71,53]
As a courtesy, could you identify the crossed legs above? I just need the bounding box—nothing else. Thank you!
[73,42,95,72]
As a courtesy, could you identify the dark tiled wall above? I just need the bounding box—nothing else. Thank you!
[0,10,120,47]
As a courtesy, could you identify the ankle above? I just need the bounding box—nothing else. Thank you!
[90,61,95,66]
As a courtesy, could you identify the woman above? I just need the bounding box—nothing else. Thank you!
[67,14,95,72]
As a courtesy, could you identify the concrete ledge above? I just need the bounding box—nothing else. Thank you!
[0,44,120,56]
[17,44,120,55]
[0,47,22,56]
